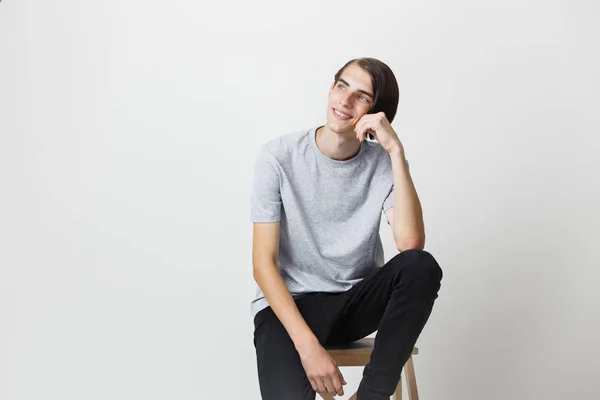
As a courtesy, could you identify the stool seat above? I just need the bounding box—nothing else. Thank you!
[319,338,420,400]
[325,337,418,366]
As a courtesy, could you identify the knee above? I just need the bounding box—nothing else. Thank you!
[391,249,443,288]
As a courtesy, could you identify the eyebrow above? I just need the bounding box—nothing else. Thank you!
[338,78,374,99]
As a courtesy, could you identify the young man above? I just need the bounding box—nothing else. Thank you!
[250,58,443,400]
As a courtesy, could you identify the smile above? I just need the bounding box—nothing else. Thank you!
[333,108,352,120]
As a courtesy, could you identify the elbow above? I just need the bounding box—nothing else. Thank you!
[252,264,266,281]
[396,235,426,252]
[252,260,277,281]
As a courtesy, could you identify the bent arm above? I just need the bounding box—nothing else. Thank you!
[387,148,426,251]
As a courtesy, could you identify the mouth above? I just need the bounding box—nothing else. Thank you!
[332,108,353,121]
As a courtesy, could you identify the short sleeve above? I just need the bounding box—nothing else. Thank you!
[381,158,409,213]
[250,146,282,222]
[382,184,394,212]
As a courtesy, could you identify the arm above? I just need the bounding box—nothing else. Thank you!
[386,148,426,251]
[352,112,425,252]
[251,147,320,348]
[252,221,318,348]
[252,221,347,395]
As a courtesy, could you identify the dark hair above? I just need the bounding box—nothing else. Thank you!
[333,57,400,123]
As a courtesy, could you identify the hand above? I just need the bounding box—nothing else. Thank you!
[355,111,404,154]
[296,340,347,396]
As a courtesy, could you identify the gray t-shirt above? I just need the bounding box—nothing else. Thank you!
[250,125,405,318]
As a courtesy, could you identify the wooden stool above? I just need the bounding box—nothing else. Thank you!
[318,338,419,400]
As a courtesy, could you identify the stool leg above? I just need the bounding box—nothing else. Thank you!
[404,355,419,400]
[320,391,357,400]
[318,394,335,400]
[392,374,403,400]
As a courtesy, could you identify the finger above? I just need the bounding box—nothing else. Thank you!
[356,121,368,142]
[315,377,327,394]
[309,377,319,393]
[354,120,363,141]
[322,377,336,395]
[355,116,370,141]
[360,124,374,142]
[331,372,345,396]
[338,369,347,385]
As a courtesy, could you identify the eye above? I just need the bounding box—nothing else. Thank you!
[337,84,346,90]
[359,95,367,101]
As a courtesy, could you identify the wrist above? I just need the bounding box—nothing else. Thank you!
[294,333,320,352]
[387,140,404,156]
[388,144,405,158]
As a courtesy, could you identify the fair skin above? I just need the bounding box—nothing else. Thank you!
[252,63,425,397]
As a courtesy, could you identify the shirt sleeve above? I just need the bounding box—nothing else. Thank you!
[383,184,394,213]
[382,158,409,213]
[250,146,282,222]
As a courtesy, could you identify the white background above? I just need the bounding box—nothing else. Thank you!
[1,0,599,399]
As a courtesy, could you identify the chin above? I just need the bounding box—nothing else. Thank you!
[327,120,355,136]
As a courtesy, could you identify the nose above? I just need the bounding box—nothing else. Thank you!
[340,94,352,108]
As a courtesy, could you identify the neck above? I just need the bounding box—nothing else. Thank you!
[316,124,361,161]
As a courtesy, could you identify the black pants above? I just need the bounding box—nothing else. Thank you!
[253,249,443,400]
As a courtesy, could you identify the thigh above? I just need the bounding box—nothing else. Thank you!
[325,250,440,345]
[253,294,332,400]
[323,265,393,345]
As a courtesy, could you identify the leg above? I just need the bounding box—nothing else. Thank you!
[325,249,443,400]
[253,294,333,400]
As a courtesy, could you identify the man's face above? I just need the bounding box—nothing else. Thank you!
[326,63,375,135]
